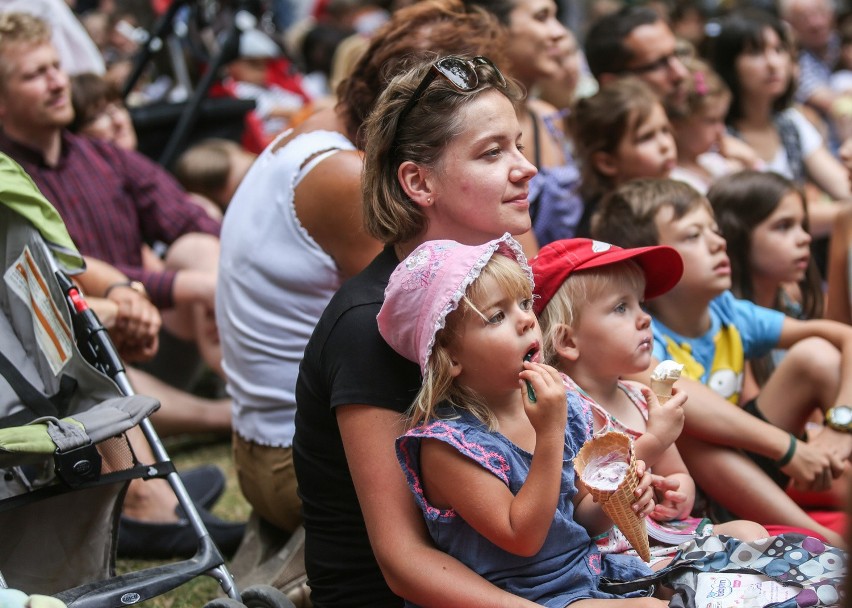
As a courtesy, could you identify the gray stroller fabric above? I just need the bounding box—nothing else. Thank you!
[0,204,123,419]
[0,202,159,593]
[0,394,158,468]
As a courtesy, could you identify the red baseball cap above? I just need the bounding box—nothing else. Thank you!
[531,238,683,315]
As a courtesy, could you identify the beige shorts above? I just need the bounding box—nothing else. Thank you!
[232,432,302,533]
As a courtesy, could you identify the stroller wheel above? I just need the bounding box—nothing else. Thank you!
[241,584,298,608]
[203,598,245,608]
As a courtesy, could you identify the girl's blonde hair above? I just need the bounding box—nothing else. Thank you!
[568,78,662,201]
[538,262,646,368]
[410,253,533,430]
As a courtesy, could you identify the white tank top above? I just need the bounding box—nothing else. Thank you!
[217,129,355,446]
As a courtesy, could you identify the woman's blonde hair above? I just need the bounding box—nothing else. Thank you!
[361,54,524,245]
[410,253,532,430]
[538,262,646,368]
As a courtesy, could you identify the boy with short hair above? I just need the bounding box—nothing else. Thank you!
[531,238,768,553]
[591,177,852,546]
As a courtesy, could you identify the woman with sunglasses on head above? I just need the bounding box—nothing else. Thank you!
[707,8,852,238]
[216,0,515,550]
[294,55,547,607]
[460,0,582,246]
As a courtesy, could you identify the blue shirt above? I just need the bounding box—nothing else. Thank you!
[651,291,785,404]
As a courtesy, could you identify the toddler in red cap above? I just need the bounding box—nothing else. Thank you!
[531,238,767,556]
[379,234,667,607]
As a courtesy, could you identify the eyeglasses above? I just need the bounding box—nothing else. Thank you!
[623,47,692,75]
[395,56,507,141]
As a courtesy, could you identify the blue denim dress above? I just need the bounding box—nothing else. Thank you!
[396,392,654,607]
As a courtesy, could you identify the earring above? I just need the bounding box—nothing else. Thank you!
[427,197,433,204]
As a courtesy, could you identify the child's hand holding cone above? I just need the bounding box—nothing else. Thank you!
[641,385,686,450]
[575,431,653,561]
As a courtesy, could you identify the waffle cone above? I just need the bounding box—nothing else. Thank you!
[575,431,651,562]
[650,379,674,405]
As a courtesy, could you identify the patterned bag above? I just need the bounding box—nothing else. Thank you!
[601,534,845,608]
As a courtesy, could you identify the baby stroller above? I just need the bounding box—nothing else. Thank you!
[0,163,293,608]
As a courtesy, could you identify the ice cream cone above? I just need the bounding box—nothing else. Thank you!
[575,431,651,562]
[649,360,684,405]
[650,380,673,405]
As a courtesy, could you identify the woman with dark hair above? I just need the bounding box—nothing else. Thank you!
[462,0,583,246]
[707,9,851,237]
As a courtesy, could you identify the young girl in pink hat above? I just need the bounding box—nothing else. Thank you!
[378,233,667,608]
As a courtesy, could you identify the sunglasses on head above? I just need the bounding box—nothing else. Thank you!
[394,56,507,141]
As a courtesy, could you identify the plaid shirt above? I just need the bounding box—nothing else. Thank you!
[0,131,220,308]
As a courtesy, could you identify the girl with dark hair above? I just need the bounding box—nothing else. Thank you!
[708,170,824,388]
[707,9,851,237]
[709,170,823,320]
[569,78,677,237]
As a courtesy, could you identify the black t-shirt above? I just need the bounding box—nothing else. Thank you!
[294,247,421,608]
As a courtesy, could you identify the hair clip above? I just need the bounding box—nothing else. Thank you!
[694,71,707,96]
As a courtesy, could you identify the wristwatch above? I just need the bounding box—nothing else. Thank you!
[105,280,148,299]
[825,405,852,432]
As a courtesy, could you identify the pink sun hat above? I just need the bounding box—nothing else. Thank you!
[378,233,533,373]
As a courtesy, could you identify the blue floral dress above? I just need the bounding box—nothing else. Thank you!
[395,392,655,607]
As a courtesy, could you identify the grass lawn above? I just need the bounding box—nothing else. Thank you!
[116,434,250,607]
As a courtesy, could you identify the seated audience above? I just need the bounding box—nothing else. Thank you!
[173,139,257,218]
[592,178,852,546]
[69,72,137,151]
[217,0,514,592]
[381,235,667,605]
[670,59,757,193]
[707,8,852,238]
[531,238,768,554]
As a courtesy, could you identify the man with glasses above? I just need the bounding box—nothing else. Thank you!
[585,6,690,118]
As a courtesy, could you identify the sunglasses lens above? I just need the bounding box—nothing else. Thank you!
[472,56,507,88]
[435,57,478,91]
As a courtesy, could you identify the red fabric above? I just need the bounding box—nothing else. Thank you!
[786,485,843,510]
[152,0,170,15]
[207,81,270,154]
[265,58,310,102]
[207,57,312,154]
[762,511,845,543]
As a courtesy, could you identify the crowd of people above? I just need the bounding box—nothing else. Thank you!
[3,0,852,605]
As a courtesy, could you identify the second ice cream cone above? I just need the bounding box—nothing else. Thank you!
[575,431,651,562]
[650,379,673,405]
[649,360,684,405]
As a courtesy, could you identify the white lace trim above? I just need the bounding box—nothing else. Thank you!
[421,233,533,367]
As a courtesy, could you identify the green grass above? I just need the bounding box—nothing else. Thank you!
[116,435,249,608]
